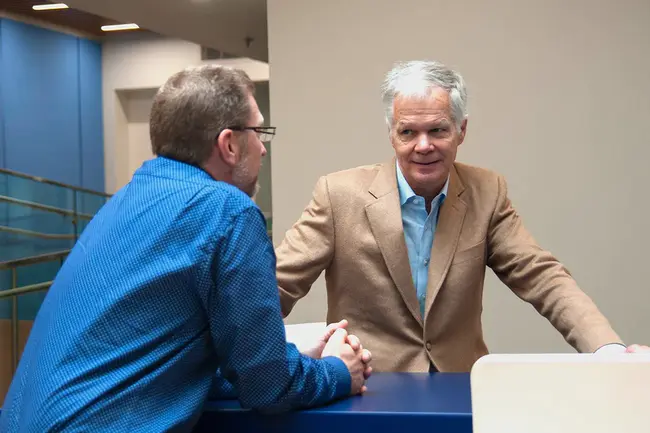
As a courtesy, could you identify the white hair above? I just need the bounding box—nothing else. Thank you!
[381,60,468,130]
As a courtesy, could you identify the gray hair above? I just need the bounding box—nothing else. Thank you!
[150,64,255,165]
[381,60,468,130]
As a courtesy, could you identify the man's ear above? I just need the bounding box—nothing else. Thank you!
[216,129,240,167]
[458,118,468,146]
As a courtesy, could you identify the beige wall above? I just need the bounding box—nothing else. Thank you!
[268,0,650,353]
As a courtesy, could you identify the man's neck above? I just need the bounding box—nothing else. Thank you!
[414,183,444,208]
[201,160,232,184]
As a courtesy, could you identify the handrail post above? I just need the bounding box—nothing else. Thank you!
[11,267,18,373]
[72,191,78,243]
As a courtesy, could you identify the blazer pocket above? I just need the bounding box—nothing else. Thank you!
[452,240,486,265]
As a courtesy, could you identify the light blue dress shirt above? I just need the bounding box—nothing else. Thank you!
[396,163,449,317]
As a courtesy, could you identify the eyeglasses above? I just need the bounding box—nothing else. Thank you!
[226,126,276,143]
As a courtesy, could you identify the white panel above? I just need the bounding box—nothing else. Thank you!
[471,354,650,433]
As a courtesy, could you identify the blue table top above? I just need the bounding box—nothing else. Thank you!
[0,373,473,432]
[194,373,472,432]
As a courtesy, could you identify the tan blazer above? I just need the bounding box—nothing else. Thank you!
[275,159,622,372]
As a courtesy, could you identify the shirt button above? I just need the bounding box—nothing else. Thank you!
[426,342,432,351]
[424,258,430,265]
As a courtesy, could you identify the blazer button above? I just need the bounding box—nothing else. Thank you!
[426,342,432,351]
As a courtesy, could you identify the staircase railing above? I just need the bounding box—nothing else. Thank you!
[0,250,69,372]
[0,168,111,197]
[0,167,110,246]
[0,167,110,386]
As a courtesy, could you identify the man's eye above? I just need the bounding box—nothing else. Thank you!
[399,129,413,136]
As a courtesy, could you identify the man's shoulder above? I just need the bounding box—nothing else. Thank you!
[324,162,384,182]
[200,181,256,206]
[318,162,386,194]
[454,161,501,180]
[156,180,261,242]
[453,162,503,192]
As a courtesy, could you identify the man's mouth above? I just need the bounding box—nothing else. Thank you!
[413,160,439,166]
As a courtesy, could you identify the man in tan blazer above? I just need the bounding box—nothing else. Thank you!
[275,60,649,373]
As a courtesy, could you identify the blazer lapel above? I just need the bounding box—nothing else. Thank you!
[424,165,467,318]
[365,160,422,326]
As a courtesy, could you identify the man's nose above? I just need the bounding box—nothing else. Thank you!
[415,133,432,151]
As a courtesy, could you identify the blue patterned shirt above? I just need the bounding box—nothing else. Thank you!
[0,157,350,432]
[396,163,449,317]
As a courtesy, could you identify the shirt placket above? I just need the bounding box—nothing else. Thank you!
[416,200,430,316]
[419,196,442,317]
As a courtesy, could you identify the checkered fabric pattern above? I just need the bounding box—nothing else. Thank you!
[0,157,350,432]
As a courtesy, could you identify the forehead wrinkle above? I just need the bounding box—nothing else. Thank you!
[396,115,451,128]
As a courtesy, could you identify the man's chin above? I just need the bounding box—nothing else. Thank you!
[248,182,261,200]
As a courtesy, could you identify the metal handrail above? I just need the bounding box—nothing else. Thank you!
[0,281,52,299]
[2,280,53,370]
[1,249,68,372]
[0,167,111,198]
[0,225,76,240]
[0,195,94,220]
[0,167,108,378]
[0,250,70,270]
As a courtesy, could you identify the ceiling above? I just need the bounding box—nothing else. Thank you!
[0,0,150,39]
[62,0,268,61]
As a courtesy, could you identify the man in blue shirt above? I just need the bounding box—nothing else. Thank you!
[0,65,371,432]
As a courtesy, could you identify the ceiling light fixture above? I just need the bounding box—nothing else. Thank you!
[32,3,69,11]
[101,23,140,32]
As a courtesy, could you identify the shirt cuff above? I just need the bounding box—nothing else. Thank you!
[594,343,627,354]
[321,356,352,399]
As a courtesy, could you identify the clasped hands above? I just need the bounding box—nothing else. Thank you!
[625,344,650,353]
[300,319,372,395]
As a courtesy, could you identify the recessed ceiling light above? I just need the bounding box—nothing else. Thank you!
[32,3,69,11]
[101,23,140,32]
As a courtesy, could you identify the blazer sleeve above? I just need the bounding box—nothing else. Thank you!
[275,176,336,317]
[486,174,623,352]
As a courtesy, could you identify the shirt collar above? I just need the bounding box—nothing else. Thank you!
[396,161,449,206]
